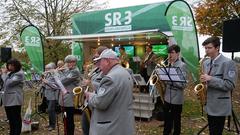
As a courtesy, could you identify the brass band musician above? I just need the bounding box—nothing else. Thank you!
[85,48,135,135]
[163,45,188,135]
[119,46,129,68]
[140,45,157,93]
[81,46,106,135]
[59,55,81,135]
[41,63,59,131]
[201,37,237,135]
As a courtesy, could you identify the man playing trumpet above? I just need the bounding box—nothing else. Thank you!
[81,46,106,135]
[85,48,135,135]
[41,63,59,131]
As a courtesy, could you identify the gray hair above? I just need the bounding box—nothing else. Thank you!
[46,62,56,69]
[64,55,77,63]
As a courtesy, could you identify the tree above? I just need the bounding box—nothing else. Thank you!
[194,0,240,36]
[0,0,107,64]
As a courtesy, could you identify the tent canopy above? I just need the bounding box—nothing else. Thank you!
[47,1,172,46]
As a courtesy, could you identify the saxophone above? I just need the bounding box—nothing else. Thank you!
[73,86,84,109]
[194,55,208,106]
[72,67,99,109]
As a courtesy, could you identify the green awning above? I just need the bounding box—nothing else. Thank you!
[71,1,171,35]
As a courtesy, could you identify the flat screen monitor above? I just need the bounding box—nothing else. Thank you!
[152,44,168,57]
[113,45,135,57]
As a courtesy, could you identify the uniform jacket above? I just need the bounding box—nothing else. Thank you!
[88,64,135,135]
[58,67,81,107]
[203,54,237,116]
[2,70,25,106]
[164,59,187,105]
[44,73,59,101]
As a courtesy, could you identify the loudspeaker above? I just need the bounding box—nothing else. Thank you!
[222,18,240,52]
[1,47,12,63]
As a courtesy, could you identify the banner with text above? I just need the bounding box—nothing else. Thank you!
[72,42,83,71]
[165,0,200,82]
[20,25,44,73]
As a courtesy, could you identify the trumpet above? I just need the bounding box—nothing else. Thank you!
[87,67,100,78]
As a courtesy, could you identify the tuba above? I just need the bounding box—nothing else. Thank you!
[149,74,166,103]
[194,55,208,106]
[73,86,85,109]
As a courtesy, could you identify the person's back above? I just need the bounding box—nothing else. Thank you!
[86,49,135,135]
[90,64,135,135]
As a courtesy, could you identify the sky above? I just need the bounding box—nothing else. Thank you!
[98,0,238,59]
[100,0,170,9]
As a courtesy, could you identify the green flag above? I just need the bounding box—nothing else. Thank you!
[165,0,200,82]
[71,42,83,72]
[20,25,44,73]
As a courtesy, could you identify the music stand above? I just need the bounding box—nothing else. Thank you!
[133,74,147,86]
[31,86,47,121]
[154,67,186,83]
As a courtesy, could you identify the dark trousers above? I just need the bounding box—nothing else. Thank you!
[163,102,182,135]
[141,68,148,82]
[63,107,75,135]
[140,68,150,93]
[81,107,91,135]
[47,100,57,128]
[5,105,22,135]
[208,115,226,135]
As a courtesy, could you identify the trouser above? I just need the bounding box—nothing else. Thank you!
[5,105,22,135]
[63,107,75,135]
[207,115,226,135]
[163,102,182,135]
[139,68,150,93]
[81,107,92,135]
[47,100,57,128]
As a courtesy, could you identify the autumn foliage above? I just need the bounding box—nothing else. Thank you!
[194,0,240,36]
